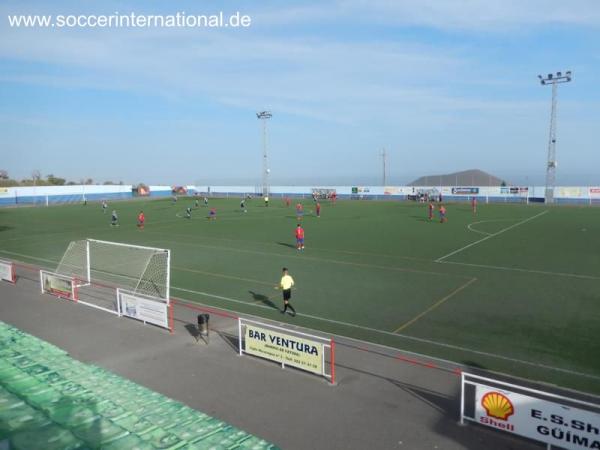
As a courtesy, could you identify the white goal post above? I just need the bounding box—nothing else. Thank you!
[55,239,170,302]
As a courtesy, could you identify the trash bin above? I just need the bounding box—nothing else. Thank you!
[197,314,209,337]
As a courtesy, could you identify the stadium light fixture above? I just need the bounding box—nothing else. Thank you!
[256,111,272,196]
[538,71,572,204]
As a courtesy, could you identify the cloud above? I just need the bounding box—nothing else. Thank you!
[254,0,600,31]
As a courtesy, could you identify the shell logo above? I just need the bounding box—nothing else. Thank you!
[481,392,514,421]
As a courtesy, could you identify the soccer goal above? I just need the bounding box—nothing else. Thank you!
[54,239,170,315]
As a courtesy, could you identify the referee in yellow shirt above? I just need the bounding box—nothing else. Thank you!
[277,267,296,316]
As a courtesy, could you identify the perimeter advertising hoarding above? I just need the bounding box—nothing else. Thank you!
[42,272,73,299]
[244,324,324,375]
[474,383,600,449]
[452,187,479,195]
[119,291,168,329]
[0,260,13,282]
[556,187,583,198]
[501,187,529,195]
[589,188,600,198]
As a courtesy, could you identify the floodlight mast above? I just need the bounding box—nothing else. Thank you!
[381,148,387,186]
[256,111,272,197]
[538,71,572,204]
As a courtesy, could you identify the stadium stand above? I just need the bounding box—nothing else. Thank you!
[0,321,278,450]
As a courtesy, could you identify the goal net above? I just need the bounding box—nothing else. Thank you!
[55,239,170,301]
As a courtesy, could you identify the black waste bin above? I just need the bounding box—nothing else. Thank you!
[197,314,209,336]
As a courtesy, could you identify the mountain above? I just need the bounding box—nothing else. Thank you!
[408,169,506,187]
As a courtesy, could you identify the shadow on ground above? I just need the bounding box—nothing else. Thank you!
[248,290,279,311]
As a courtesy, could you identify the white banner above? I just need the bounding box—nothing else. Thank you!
[119,290,168,329]
[474,383,600,449]
[589,188,600,198]
[0,259,14,283]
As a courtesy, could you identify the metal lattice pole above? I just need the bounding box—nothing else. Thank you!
[545,82,558,203]
[381,148,387,186]
[538,71,572,204]
[256,111,272,196]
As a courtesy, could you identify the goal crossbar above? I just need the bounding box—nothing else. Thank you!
[55,239,171,301]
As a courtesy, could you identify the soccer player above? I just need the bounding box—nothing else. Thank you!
[185,207,192,219]
[330,192,337,205]
[204,196,208,206]
[439,205,447,223]
[276,267,296,316]
[172,195,178,204]
[111,210,119,227]
[264,195,269,207]
[471,197,477,214]
[208,207,216,220]
[285,197,291,207]
[137,211,145,230]
[102,201,108,214]
[316,202,321,218]
[195,198,199,208]
[295,224,305,250]
[240,198,247,213]
[295,203,304,220]
[428,201,434,221]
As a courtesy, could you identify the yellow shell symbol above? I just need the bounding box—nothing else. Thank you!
[481,392,514,420]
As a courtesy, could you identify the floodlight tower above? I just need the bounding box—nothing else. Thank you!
[256,111,272,196]
[381,148,387,186]
[538,71,572,204]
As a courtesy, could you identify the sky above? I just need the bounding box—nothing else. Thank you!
[1,0,599,186]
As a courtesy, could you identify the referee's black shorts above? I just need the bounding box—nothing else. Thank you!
[283,289,291,301]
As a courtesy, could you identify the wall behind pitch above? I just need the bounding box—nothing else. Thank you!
[0,185,132,206]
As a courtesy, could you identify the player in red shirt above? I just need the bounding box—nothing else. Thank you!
[316,202,321,218]
[286,197,292,207]
[296,203,304,220]
[295,224,305,250]
[439,205,447,223]
[330,192,337,205]
[471,197,477,214]
[208,207,216,220]
[428,202,434,220]
[137,211,145,230]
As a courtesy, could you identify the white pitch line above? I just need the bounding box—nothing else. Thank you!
[170,286,600,381]
[438,260,600,281]
[466,223,492,236]
[436,210,549,262]
[3,248,599,381]
[466,219,518,236]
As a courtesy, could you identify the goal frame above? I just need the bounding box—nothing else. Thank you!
[64,238,171,302]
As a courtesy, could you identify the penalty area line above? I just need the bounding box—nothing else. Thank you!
[436,210,549,262]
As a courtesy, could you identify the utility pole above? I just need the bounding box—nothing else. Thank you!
[538,71,572,204]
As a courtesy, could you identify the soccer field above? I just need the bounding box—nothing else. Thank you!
[1,197,599,394]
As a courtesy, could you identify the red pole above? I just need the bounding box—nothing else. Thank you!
[73,278,78,302]
[330,338,336,385]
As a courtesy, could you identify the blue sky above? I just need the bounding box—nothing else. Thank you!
[1,0,599,185]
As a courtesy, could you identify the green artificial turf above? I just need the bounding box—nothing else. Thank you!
[1,197,599,394]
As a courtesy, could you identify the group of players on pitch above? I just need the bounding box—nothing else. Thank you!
[427,197,478,223]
